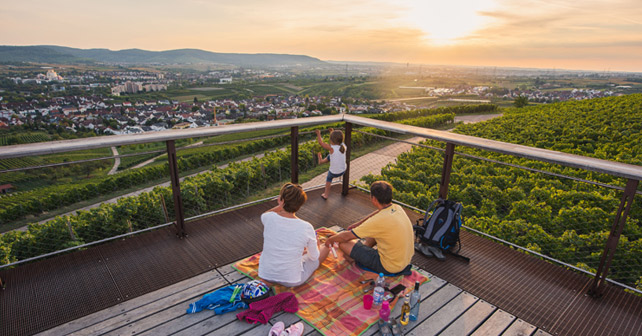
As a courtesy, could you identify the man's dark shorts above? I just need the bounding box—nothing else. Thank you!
[349,241,389,274]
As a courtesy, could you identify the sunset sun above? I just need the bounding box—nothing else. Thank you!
[401,0,497,45]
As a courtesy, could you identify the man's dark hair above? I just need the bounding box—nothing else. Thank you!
[370,181,393,205]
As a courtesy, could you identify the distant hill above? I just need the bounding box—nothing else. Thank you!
[0,46,89,64]
[0,45,326,67]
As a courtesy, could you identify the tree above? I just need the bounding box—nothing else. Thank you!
[514,95,529,108]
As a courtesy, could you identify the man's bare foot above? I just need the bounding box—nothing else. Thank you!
[321,194,328,200]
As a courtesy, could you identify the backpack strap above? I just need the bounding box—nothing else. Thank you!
[445,248,470,263]
[448,208,468,262]
[420,199,441,227]
[415,199,441,240]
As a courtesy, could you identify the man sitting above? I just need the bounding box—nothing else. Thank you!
[325,181,414,274]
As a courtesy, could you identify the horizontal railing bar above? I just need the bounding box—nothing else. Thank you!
[0,183,330,270]
[355,129,640,195]
[0,131,297,174]
[175,129,316,152]
[3,114,640,180]
[344,115,642,181]
[352,184,641,295]
[0,115,344,159]
[187,182,330,221]
[0,149,167,173]
[455,152,642,195]
[0,220,175,270]
[353,129,445,152]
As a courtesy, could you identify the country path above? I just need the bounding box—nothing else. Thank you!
[107,147,120,175]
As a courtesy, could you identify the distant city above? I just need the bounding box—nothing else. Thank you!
[1,58,640,136]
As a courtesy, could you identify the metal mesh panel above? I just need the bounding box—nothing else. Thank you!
[354,134,641,292]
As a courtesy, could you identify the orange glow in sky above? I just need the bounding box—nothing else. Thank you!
[1,0,641,72]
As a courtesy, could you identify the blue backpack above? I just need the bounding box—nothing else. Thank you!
[414,199,469,262]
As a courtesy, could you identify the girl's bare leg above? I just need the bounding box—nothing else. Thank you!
[322,181,331,199]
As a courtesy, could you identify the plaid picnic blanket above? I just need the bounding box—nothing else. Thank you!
[233,227,429,336]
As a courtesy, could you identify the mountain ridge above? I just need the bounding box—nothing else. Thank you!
[0,45,326,67]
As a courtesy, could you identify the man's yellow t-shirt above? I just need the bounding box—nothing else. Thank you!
[351,204,415,273]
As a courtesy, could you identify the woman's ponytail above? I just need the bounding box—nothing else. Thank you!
[340,144,346,154]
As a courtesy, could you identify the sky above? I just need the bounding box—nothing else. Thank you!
[2,0,641,72]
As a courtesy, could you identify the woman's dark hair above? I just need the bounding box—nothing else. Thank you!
[330,130,346,154]
[280,183,307,213]
[370,181,393,205]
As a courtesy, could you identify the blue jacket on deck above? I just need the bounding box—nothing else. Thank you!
[186,284,248,315]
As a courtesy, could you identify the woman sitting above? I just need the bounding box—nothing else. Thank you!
[258,183,330,287]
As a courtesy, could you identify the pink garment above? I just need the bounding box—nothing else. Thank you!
[236,292,299,324]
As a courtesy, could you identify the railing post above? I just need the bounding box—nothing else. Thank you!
[342,122,352,196]
[290,126,299,184]
[166,140,186,238]
[589,178,639,297]
[439,143,455,199]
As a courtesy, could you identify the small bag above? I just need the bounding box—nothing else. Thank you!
[241,280,272,304]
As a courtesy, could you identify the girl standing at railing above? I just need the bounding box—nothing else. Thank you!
[315,128,347,200]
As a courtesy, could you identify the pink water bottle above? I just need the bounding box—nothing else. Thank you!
[379,300,390,321]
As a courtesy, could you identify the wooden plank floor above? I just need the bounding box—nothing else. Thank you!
[37,226,552,336]
[38,260,553,336]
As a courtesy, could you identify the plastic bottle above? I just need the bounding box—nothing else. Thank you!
[379,300,390,322]
[409,281,421,321]
[400,294,411,325]
[373,273,386,307]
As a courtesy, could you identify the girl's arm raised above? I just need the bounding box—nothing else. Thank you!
[315,129,332,151]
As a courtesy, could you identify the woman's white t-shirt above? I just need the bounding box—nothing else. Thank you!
[329,143,347,174]
[258,212,319,284]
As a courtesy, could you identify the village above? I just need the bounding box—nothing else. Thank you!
[0,66,632,135]
[0,93,395,134]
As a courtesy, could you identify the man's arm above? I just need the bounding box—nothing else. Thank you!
[324,230,358,247]
[347,209,379,230]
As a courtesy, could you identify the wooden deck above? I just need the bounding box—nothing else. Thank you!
[37,260,551,336]
[2,185,641,336]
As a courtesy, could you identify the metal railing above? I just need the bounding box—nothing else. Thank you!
[1,114,640,297]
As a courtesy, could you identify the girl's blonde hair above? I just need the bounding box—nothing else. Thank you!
[280,183,307,213]
[329,130,346,154]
